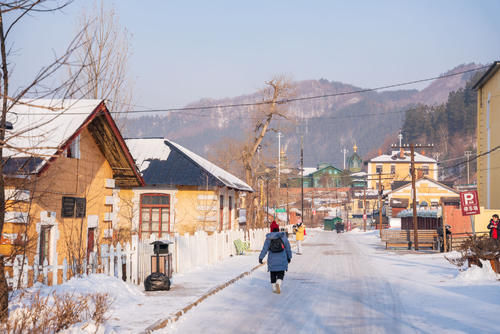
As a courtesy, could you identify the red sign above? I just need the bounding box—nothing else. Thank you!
[363,214,367,220]
[460,191,480,216]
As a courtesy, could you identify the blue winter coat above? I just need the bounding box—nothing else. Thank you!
[259,232,292,272]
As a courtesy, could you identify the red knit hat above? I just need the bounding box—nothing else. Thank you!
[270,220,279,232]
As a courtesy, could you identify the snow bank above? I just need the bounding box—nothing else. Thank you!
[456,260,500,282]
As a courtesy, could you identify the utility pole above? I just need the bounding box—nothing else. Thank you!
[465,151,473,184]
[301,136,304,224]
[311,190,314,227]
[363,185,367,232]
[392,143,434,250]
[378,171,383,238]
[277,131,282,190]
[286,184,289,226]
[410,144,418,250]
[266,176,269,224]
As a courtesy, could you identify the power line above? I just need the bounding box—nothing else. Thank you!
[121,64,490,115]
[14,64,491,116]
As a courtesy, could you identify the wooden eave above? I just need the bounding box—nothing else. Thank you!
[86,106,144,188]
[38,101,144,188]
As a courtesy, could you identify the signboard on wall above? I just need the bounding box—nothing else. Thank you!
[460,191,480,216]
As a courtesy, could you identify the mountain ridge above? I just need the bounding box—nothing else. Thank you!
[122,63,480,169]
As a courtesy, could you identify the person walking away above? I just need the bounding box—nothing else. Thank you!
[487,214,500,240]
[270,220,279,233]
[294,221,306,255]
[259,226,292,294]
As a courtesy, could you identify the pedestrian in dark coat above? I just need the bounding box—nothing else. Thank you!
[259,227,292,294]
[487,214,500,240]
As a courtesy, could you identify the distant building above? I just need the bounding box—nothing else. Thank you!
[288,163,344,188]
[367,148,438,191]
[347,144,363,173]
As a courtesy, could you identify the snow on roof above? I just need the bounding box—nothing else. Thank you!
[125,138,171,173]
[166,139,252,192]
[370,151,436,163]
[301,167,317,176]
[5,99,103,172]
[125,137,253,192]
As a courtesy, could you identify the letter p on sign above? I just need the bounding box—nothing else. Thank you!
[460,191,480,216]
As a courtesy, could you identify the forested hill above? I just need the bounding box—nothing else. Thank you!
[122,63,480,168]
[400,71,483,183]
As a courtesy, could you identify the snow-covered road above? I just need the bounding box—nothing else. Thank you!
[166,230,414,333]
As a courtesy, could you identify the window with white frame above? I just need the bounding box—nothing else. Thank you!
[376,165,382,174]
[65,135,80,159]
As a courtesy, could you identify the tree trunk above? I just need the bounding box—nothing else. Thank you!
[0,8,9,322]
[0,257,8,322]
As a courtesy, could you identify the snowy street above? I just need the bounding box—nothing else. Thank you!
[165,229,500,334]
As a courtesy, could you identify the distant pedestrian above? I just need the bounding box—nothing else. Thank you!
[487,214,500,240]
[294,221,306,254]
[270,220,279,232]
[259,226,292,294]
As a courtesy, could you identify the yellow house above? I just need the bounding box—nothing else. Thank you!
[350,189,379,220]
[1,100,143,279]
[387,177,459,210]
[367,150,438,191]
[125,138,253,237]
[472,61,500,232]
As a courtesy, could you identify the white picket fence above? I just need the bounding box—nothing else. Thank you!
[4,228,269,289]
[135,228,268,284]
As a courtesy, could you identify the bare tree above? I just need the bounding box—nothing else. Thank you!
[70,1,132,126]
[239,76,293,228]
[0,0,89,322]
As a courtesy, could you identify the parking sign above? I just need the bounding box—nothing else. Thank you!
[460,191,480,216]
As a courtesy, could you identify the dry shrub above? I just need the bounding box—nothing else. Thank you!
[446,236,500,270]
[2,290,113,333]
[90,293,112,325]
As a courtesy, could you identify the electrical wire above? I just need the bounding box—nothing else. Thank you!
[13,64,491,116]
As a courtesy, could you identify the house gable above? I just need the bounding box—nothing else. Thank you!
[389,177,459,196]
[3,99,143,187]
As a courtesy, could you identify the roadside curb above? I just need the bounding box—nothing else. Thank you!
[142,262,265,333]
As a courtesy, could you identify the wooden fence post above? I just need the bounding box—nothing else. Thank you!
[63,258,68,283]
[42,259,48,285]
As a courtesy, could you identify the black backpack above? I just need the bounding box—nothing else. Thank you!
[269,237,285,253]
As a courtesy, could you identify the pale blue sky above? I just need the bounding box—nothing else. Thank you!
[9,0,500,108]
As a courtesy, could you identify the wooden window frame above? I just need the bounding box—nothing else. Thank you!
[139,193,171,240]
[61,197,86,218]
[219,195,224,231]
[39,226,51,265]
[228,196,232,230]
[422,165,429,176]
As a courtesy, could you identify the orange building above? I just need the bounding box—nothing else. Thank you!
[1,100,143,282]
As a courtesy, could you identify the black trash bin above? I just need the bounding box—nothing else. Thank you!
[144,240,173,291]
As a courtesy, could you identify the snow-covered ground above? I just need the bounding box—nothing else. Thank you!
[165,229,500,334]
[9,229,500,333]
